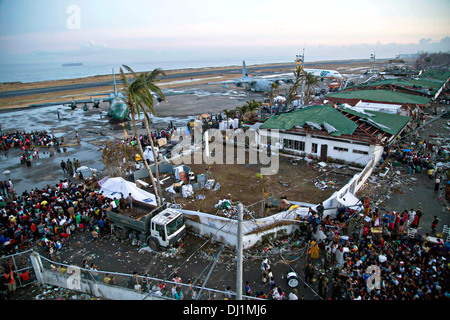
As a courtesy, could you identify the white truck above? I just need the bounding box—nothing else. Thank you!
[106,205,186,251]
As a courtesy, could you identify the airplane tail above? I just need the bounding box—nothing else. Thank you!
[242,60,248,78]
[112,68,118,96]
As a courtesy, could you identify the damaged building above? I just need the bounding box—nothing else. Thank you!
[257,104,410,167]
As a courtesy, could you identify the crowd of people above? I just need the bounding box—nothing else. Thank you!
[1,130,63,151]
[1,130,66,168]
[1,115,449,300]
[0,179,117,297]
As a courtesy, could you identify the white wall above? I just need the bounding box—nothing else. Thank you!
[30,252,166,300]
[273,131,377,166]
[179,154,378,250]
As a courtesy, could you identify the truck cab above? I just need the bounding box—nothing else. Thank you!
[147,208,186,250]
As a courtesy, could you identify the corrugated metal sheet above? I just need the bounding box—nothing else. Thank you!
[260,105,358,136]
[339,106,410,136]
[327,89,431,105]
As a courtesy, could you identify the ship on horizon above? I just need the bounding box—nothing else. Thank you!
[62,62,83,67]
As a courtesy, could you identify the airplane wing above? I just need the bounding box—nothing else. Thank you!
[28,96,113,109]
[208,78,258,86]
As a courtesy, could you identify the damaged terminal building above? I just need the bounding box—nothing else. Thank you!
[138,69,448,249]
[257,104,411,167]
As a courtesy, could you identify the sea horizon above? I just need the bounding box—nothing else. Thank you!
[0,54,375,84]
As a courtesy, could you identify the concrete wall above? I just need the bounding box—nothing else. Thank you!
[30,252,166,300]
[258,130,380,166]
[180,155,377,249]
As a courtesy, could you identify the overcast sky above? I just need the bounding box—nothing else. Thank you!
[0,0,449,64]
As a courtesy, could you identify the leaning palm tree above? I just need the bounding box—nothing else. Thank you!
[120,65,166,206]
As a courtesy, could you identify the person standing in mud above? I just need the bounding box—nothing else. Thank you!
[66,159,73,177]
[73,158,80,172]
[60,160,67,175]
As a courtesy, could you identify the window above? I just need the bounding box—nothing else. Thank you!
[353,149,369,155]
[283,139,305,151]
[311,143,318,154]
[333,146,348,152]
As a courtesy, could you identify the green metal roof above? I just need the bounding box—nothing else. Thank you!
[260,104,410,138]
[338,106,411,136]
[419,70,450,82]
[354,78,443,92]
[260,105,358,137]
[327,89,431,105]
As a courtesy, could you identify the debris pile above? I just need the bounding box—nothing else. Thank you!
[313,179,343,191]
[32,284,99,300]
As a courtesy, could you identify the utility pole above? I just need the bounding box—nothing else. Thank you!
[236,202,243,300]
[370,53,376,73]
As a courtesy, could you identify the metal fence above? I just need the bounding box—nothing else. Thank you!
[37,253,261,300]
[0,249,36,293]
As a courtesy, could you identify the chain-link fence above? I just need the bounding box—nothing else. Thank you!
[37,253,261,300]
[0,249,36,296]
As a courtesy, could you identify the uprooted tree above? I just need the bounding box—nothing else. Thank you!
[100,140,138,177]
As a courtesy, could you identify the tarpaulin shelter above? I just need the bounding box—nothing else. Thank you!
[99,177,157,206]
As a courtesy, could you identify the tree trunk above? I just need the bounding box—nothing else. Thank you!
[129,107,161,206]
[143,115,163,202]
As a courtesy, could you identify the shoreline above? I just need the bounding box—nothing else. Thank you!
[0,58,376,88]
[0,58,392,111]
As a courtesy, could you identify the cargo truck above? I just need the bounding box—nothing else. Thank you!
[105,204,186,251]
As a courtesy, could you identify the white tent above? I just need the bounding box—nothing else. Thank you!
[99,177,157,206]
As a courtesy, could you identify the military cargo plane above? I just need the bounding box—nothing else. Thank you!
[208,60,343,93]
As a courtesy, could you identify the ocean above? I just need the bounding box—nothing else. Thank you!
[0,55,332,84]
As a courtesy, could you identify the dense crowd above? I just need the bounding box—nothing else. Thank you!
[1,130,63,151]
[0,180,111,257]
[1,121,449,300]
[0,179,116,297]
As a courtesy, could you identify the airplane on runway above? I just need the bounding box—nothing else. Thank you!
[28,69,131,121]
[208,61,343,93]
[303,68,342,79]
[28,69,170,121]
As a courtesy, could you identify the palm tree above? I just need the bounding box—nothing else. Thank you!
[243,99,261,122]
[120,65,167,206]
[235,104,249,119]
[304,71,319,105]
[269,83,280,111]
[287,66,304,107]
[222,108,236,126]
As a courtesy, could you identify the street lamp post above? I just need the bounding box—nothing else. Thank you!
[370,53,376,73]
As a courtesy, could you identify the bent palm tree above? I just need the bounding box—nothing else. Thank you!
[120,65,167,206]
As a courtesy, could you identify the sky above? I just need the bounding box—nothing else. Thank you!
[0,0,449,65]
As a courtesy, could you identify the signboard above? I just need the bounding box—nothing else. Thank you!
[157,138,167,147]
[371,227,383,234]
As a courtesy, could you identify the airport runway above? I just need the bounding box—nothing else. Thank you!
[0,59,371,99]
[0,63,296,99]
